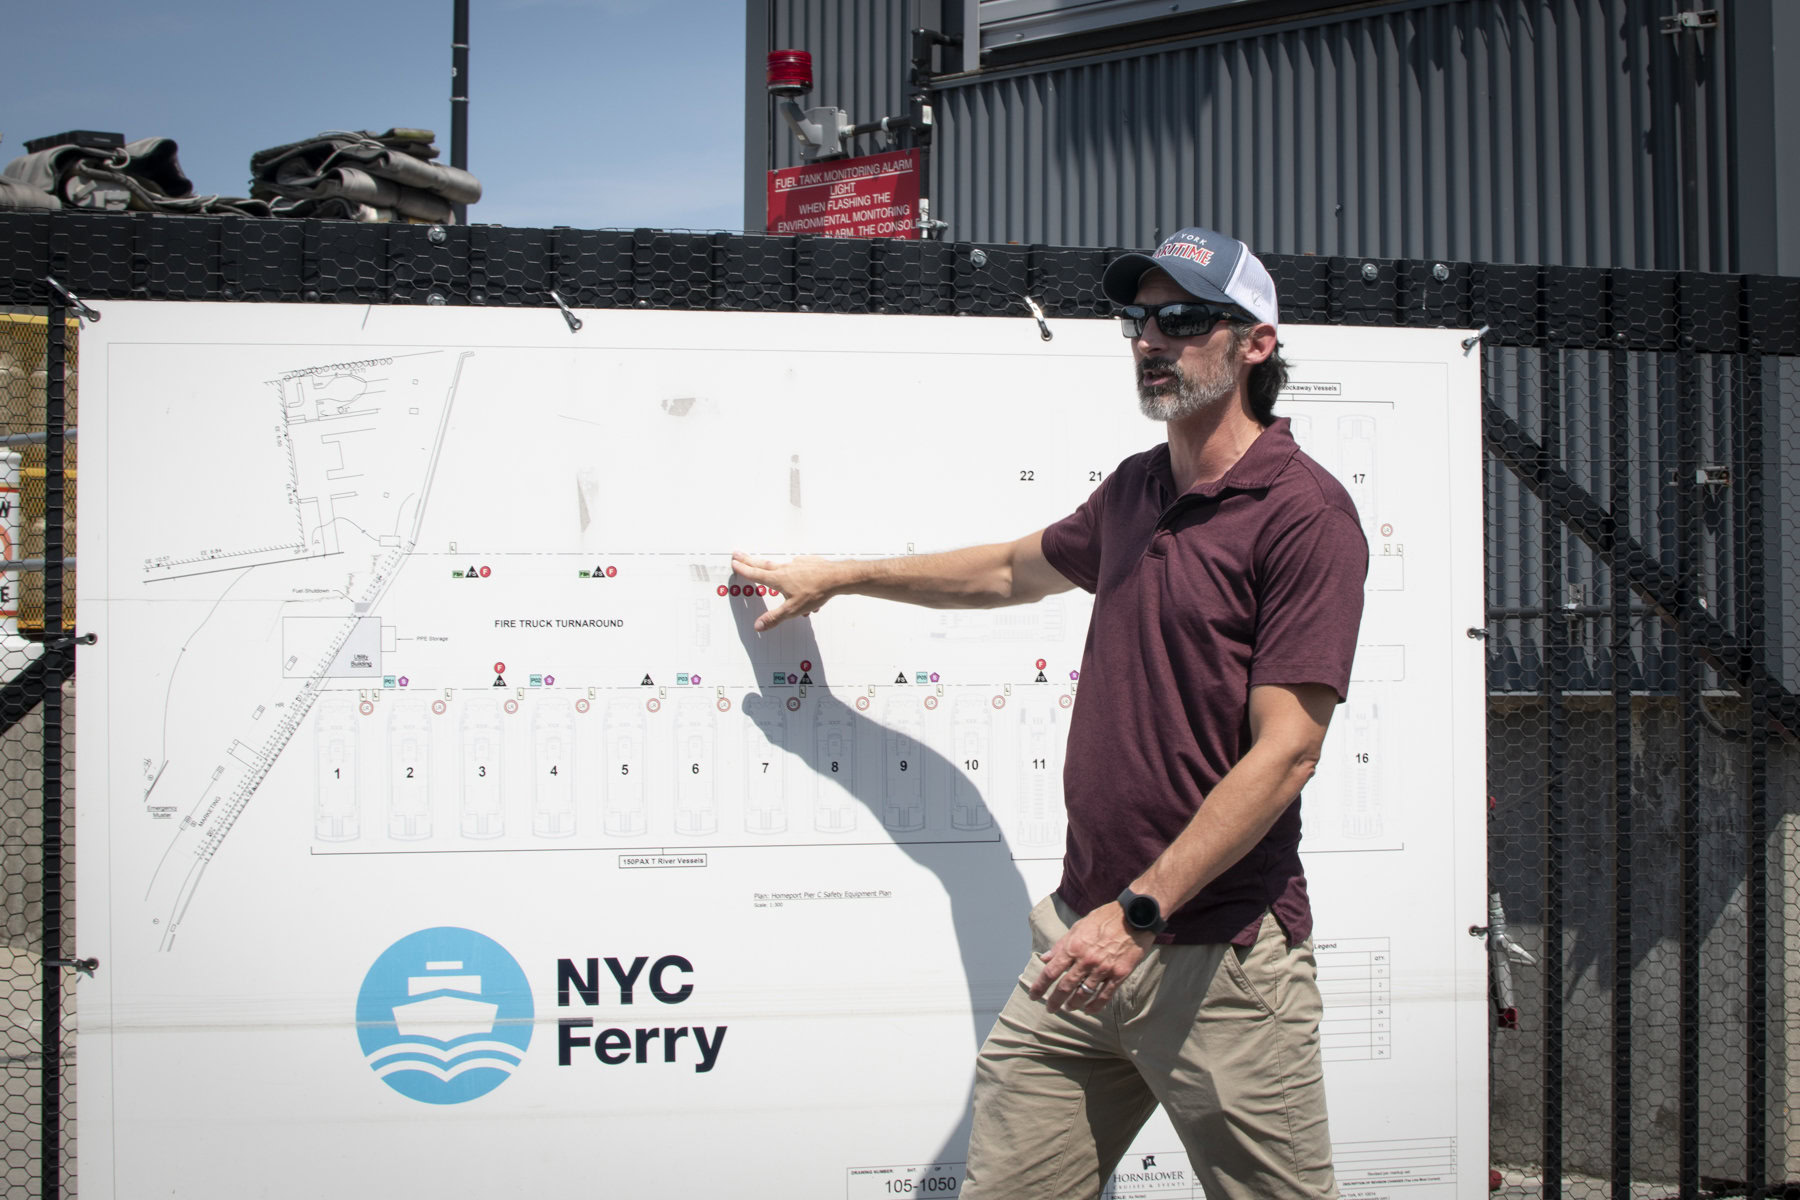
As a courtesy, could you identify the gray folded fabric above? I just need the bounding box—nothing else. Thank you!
[0,176,60,211]
[68,163,270,216]
[370,128,440,159]
[250,129,482,222]
[391,186,453,223]
[6,143,128,208]
[266,196,396,222]
[4,136,193,199]
[3,136,264,215]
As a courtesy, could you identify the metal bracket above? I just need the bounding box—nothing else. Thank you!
[1022,296,1053,342]
[49,956,100,977]
[0,428,76,448]
[0,557,76,573]
[546,290,584,333]
[1461,325,1491,355]
[46,276,100,323]
[1658,9,1717,33]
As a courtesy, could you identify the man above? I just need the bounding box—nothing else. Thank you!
[731,226,1366,1200]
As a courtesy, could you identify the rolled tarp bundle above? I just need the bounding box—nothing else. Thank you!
[1,136,269,216]
[249,128,481,224]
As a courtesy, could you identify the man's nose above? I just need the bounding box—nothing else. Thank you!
[1134,316,1170,353]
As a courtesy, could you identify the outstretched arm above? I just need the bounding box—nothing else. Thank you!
[730,529,1074,632]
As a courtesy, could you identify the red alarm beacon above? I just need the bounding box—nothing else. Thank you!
[767,50,813,97]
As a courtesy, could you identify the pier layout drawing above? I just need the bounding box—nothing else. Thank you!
[77,304,1487,1200]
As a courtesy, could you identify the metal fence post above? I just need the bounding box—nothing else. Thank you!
[1609,338,1634,1200]
[1541,330,1567,1200]
[1674,290,1702,1200]
[1739,348,1769,1197]
[39,297,67,1200]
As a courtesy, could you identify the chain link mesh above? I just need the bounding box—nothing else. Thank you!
[1482,325,1796,1197]
[0,309,77,1199]
[0,212,1794,1199]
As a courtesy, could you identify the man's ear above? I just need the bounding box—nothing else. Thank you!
[1240,323,1279,366]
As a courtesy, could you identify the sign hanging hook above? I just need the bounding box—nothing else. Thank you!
[46,277,101,324]
[546,290,584,334]
[1023,296,1052,342]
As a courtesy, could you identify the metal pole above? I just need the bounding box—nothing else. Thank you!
[1609,339,1634,1200]
[451,0,470,226]
[908,25,957,241]
[1541,333,1566,1200]
[911,82,933,237]
[1677,18,1701,272]
[1739,350,1769,1198]
[39,301,67,1200]
[1674,287,1702,1200]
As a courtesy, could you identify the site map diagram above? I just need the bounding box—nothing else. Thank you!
[77,305,1487,1200]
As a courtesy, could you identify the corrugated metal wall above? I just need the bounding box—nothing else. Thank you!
[976,0,1260,57]
[756,0,1764,272]
[935,0,1730,269]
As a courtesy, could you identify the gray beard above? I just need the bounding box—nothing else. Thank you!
[1136,348,1240,422]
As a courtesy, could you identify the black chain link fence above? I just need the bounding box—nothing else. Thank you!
[0,302,76,1200]
[0,211,1794,1200]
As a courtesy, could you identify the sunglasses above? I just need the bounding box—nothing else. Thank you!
[1117,302,1252,339]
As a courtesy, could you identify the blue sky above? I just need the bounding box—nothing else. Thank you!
[5,0,748,230]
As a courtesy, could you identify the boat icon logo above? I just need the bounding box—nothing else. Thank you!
[356,927,534,1105]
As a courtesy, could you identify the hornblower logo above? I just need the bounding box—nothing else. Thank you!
[1111,1158,1187,1186]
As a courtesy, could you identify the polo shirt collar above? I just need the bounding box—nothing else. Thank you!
[1154,417,1300,503]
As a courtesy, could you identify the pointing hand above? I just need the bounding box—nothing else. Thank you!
[730,553,844,632]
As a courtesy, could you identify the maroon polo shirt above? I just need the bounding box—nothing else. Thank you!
[1040,417,1367,947]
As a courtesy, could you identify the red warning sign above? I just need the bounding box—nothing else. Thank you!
[766,150,921,239]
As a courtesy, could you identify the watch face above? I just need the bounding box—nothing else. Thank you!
[1126,895,1158,929]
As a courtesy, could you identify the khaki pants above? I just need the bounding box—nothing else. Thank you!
[963,895,1337,1200]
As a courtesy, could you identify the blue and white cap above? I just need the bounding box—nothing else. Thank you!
[1101,226,1279,331]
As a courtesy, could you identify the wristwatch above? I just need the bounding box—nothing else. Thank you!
[1116,887,1168,935]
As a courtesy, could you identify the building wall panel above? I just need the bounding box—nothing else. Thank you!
[927,0,1734,270]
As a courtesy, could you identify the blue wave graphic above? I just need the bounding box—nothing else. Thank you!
[356,927,534,1105]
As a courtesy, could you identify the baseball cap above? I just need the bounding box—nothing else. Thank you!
[1101,226,1279,331]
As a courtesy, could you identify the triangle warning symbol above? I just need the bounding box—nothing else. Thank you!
[641,674,655,686]
[1035,670,1048,683]
[799,672,813,685]
[493,674,506,687]
[895,672,907,685]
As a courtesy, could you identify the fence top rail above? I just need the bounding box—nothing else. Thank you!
[2,211,1797,355]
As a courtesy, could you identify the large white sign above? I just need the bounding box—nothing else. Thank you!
[76,303,1487,1198]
